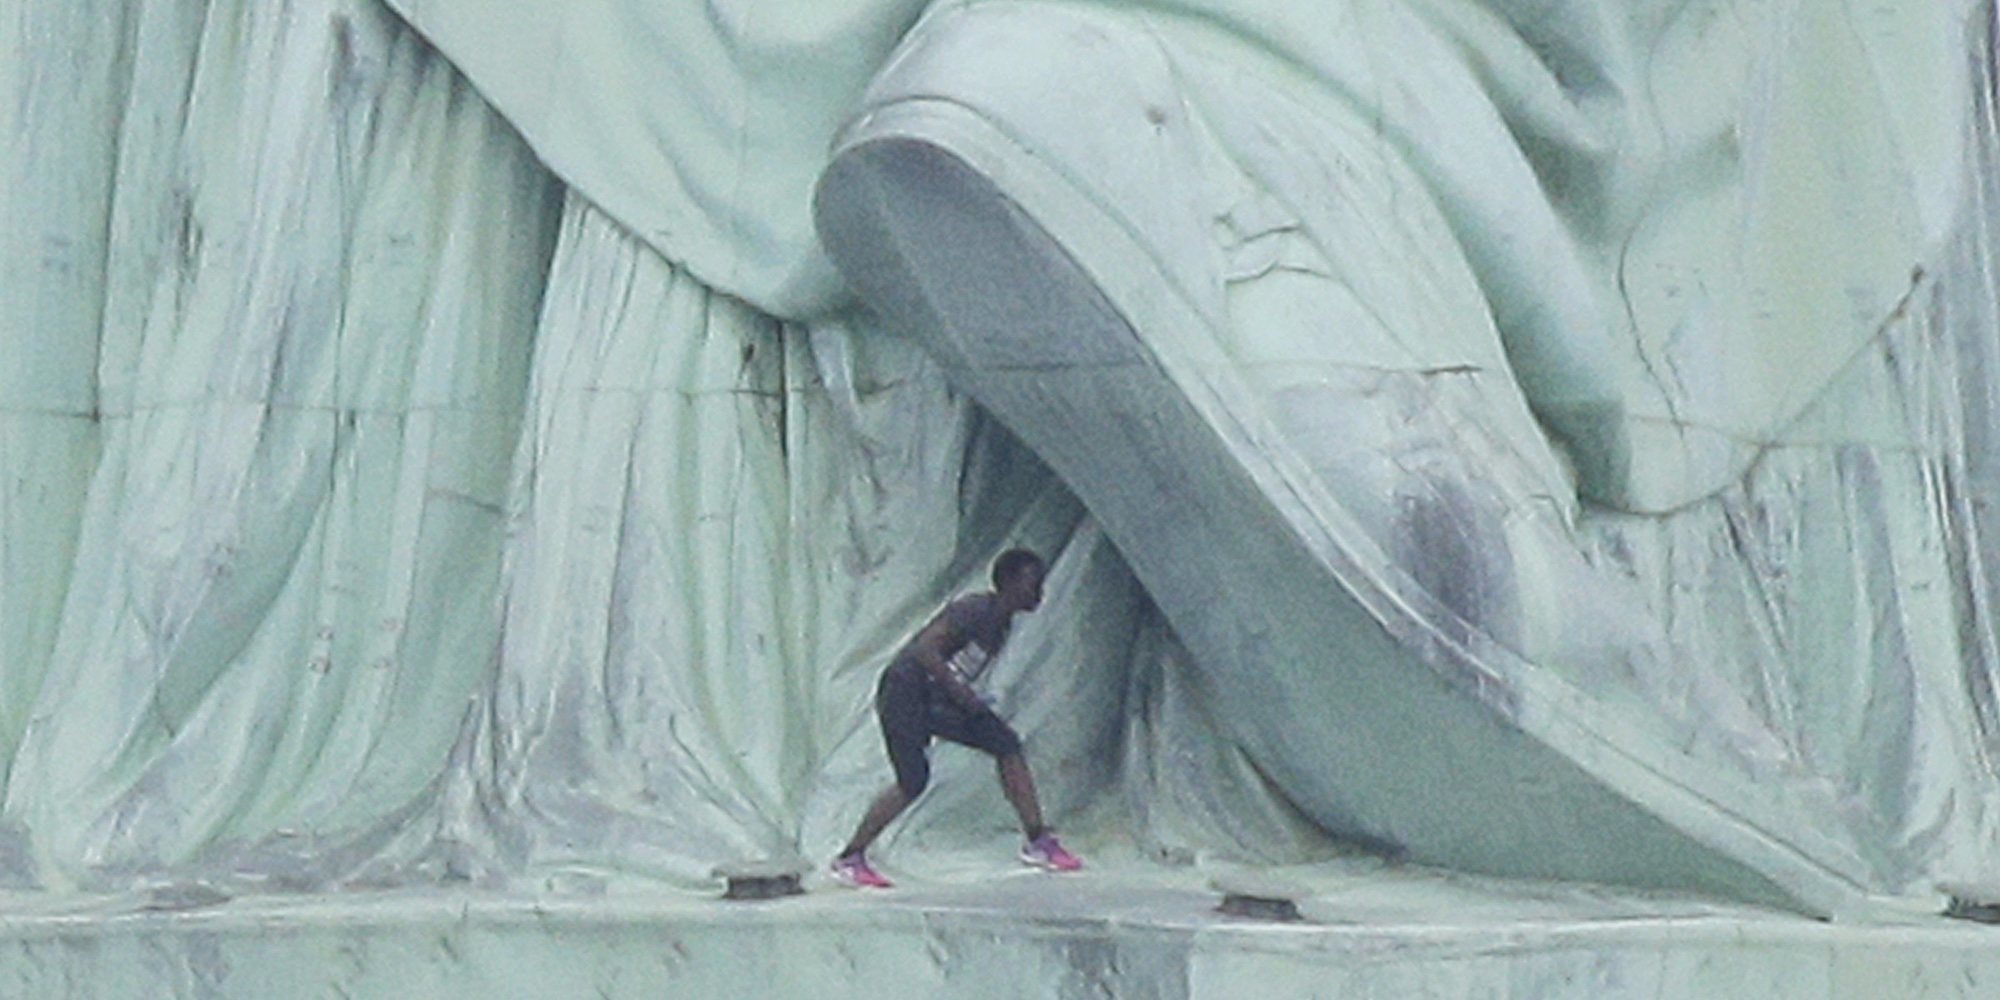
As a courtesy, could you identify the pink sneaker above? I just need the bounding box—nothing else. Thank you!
[1019,832,1083,872]
[830,852,892,888]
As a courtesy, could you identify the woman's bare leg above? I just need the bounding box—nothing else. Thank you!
[997,752,1046,840]
[841,784,912,857]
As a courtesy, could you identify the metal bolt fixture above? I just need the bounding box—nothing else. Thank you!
[1210,870,1309,924]
[1216,892,1303,922]
[714,859,809,901]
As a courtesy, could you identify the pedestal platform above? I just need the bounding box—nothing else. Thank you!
[3,856,1992,998]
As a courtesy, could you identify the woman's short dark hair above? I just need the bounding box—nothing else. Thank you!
[992,548,1046,588]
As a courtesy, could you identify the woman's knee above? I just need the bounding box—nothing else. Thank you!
[893,750,931,798]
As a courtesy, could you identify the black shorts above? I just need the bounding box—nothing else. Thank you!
[876,658,1022,797]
